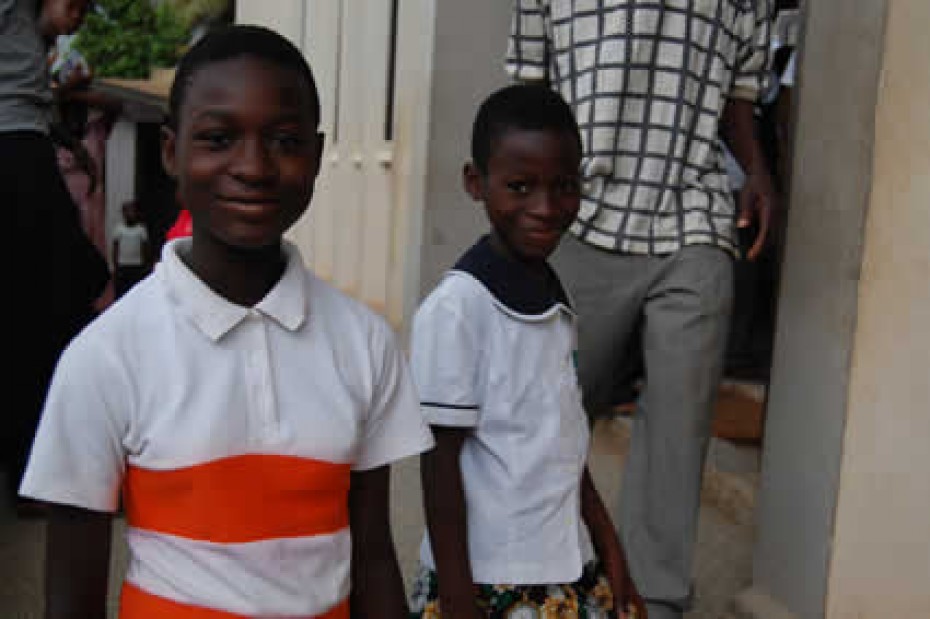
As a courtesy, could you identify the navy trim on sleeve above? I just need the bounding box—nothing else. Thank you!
[421,402,480,410]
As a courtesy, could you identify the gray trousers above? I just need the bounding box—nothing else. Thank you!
[552,235,734,619]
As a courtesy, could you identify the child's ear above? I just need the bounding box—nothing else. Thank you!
[160,125,178,179]
[463,162,485,201]
[308,131,325,179]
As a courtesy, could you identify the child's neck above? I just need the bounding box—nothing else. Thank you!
[182,241,287,308]
[487,233,550,277]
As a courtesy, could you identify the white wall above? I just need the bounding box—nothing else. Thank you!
[745,1,930,617]
[750,2,887,614]
[825,1,930,615]
[417,1,512,298]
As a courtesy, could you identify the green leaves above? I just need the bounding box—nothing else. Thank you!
[151,2,188,68]
[74,0,189,79]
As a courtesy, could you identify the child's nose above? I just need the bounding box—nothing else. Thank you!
[231,138,275,182]
[532,190,562,217]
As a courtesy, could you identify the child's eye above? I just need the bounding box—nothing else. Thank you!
[506,180,531,195]
[269,131,306,151]
[194,130,233,150]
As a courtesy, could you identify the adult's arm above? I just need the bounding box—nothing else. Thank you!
[348,466,408,619]
[720,98,776,260]
[44,503,113,619]
[723,0,777,260]
[420,427,483,619]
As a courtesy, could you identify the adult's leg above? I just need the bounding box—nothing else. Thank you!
[550,234,650,417]
[618,246,734,619]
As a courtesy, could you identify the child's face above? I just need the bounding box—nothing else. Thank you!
[40,0,90,36]
[466,128,581,263]
[122,203,138,224]
[161,56,323,254]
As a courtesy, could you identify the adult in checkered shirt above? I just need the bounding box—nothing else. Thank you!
[507,2,776,618]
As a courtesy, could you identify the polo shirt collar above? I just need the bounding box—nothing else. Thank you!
[452,235,573,318]
[160,238,308,341]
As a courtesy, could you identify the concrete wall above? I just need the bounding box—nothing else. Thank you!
[417,1,512,298]
[750,2,887,615]
[824,1,930,615]
[746,0,930,616]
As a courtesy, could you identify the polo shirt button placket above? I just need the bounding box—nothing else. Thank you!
[246,310,279,442]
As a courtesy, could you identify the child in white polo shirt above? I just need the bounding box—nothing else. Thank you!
[409,84,645,619]
[20,25,433,619]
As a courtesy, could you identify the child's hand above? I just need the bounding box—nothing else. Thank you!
[611,572,647,619]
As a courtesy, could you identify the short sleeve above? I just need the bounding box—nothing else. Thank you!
[410,297,481,428]
[353,322,435,472]
[730,0,775,101]
[505,0,550,83]
[19,336,130,512]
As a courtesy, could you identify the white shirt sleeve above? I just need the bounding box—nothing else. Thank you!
[353,320,435,472]
[731,0,775,101]
[19,335,130,512]
[410,296,482,428]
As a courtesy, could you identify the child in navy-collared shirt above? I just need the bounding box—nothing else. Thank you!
[409,84,646,619]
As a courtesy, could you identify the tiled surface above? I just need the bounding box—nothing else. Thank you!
[0,418,756,618]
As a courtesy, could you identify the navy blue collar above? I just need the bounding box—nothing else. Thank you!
[452,236,572,316]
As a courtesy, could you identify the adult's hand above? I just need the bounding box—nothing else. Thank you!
[737,169,776,261]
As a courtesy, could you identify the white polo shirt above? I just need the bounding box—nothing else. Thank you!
[21,239,434,619]
[411,236,594,585]
[112,222,148,267]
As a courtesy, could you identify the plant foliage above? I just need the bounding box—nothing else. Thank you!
[74,0,189,79]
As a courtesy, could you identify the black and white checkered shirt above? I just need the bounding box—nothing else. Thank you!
[507,0,773,255]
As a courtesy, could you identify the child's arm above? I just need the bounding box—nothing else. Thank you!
[581,467,647,619]
[348,465,408,619]
[421,427,484,619]
[44,503,113,619]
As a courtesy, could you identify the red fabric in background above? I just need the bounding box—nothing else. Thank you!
[166,209,192,240]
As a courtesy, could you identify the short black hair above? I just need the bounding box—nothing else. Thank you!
[168,25,321,129]
[471,84,581,175]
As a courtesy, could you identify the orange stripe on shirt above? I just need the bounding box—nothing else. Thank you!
[123,454,351,543]
[120,581,350,619]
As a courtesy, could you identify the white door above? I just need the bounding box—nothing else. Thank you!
[236,1,434,330]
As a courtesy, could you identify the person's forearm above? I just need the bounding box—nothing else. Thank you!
[349,467,408,619]
[349,535,408,618]
[66,88,124,115]
[45,504,112,619]
[421,439,477,615]
[721,98,769,177]
[581,467,631,610]
[580,469,629,588]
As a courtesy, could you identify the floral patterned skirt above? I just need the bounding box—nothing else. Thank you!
[408,562,614,618]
